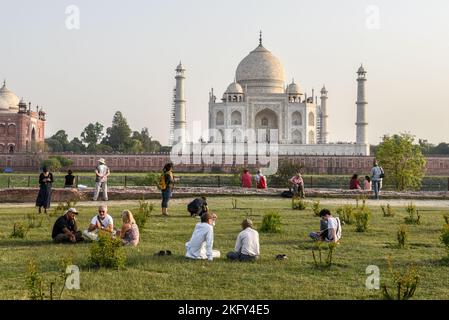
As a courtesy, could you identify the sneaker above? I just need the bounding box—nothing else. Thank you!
[165,250,172,256]
[275,254,288,260]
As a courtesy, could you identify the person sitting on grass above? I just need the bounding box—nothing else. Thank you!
[241,169,252,188]
[290,172,305,198]
[64,170,76,188]
[187,196,208,217]
[115,210,140,246]
[185,212,221,261]
[83,205,114,241]
[52,208,83,243]
[227,218,260,262]
[309,209,341,243]
[349,174,362,190]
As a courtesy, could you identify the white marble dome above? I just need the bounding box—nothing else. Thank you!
[287,80,302,94]
[0,82,20,112]
[235,44,285,94]
[226,81,243,94]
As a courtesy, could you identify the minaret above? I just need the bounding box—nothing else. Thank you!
[355,65,368,145]
[174,61,187,144]
[320,85,329,144]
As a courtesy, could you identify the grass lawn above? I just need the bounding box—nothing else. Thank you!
[1,197,449,300]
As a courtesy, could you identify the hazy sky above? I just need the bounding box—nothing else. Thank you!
[1,0,448,145]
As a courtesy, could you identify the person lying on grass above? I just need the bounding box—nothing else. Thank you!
[83,205,114,241]
[52,208,83,243]
[185,212,221,261]
[226,218,260,262]
[115,210,140,246]
[309,209,341,243]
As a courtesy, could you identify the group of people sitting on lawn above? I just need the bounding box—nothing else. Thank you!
[51,205,140,246]
[51,196,341,262]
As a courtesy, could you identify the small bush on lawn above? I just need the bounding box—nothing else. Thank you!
[354,206,371,232]
[89,231,126,269]
[27,212,44,229]
[381,204,396,217]
[133,198,154,230]
[443,214,449,225]
[404,202,421,225]
[260,212,282,233]
[312,200,321,216]
[382,259,419,300]
[292,196,307,210]
[336,205,355,225]
[231,198,238,209]
[397,226,408,248]
[312,241,337,269]
[51,198,82,217]
[440,224,449,257]
[26,259,44,300]
[11,222,27,238]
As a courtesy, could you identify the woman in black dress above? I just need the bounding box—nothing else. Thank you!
[36,166,54,213]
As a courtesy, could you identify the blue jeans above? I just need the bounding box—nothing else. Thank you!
[161,189,172,208]
[226,251,256,262]
[373,180,381,199]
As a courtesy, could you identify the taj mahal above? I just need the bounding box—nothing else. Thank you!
[171,32,370,156]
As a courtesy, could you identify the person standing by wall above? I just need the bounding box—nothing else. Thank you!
[93,158,110,201]
[159,163,174,216]
[371,161,384,200]
[36,166,54,214]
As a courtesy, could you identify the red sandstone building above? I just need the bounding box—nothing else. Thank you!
[0,81,46,154]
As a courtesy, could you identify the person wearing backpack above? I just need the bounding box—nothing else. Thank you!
[159,163,174,216]
[309,209,341,243]
[370,160,384,200]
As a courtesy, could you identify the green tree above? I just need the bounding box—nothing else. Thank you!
[375,133,427,191]
[103,111,132,152]
[67,137,86,153]
[40,158,62,172]
[132,128,161,153]
[81,122,104,151]
[45,138,64,152]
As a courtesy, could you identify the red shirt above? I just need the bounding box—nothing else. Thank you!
[349,178,361,190]
[241,173,252,188]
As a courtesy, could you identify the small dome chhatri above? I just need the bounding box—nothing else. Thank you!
[0,80,20,112]
[287,79,302,94]
[226,80,243,94]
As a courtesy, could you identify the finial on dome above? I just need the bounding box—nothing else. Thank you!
[259,30,262,46]
[2,79,5,87]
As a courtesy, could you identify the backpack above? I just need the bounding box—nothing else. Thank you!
[158,172,167,190]
[258,176,267,189]
[379,167,385,179]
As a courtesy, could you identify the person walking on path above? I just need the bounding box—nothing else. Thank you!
[36,166,54,214]
[93,158,110,201]
[371,161,384,200]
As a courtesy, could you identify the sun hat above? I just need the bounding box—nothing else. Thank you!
[65,208,78,215]
[98,158,106,164]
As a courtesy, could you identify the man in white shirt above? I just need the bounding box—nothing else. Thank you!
[227,218,260,261]
[93,158,110,201]
[185,212,220,261]
[371,160,384,200]
[309,209,341,243]
[83,205,114,241]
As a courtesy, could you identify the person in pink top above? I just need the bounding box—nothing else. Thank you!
[290,172,305,198]
[241,169,252,188]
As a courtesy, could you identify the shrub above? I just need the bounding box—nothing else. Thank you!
[11,222,27,238]
[52,156,73,168]
[231,198,238,209]
[211,166,224,174]
[134,173,159,187]
[88,231,126,269]
[270,161,303,188]
[336,205,355,225]
[440,224,449,255]
[312,241,337,269]
[292,196,307,210]
[444,214,449,225]
[397,226,408,248]
[260,211,282,233]
[354,206,371,232]
[40,158,62,172]
[27,212,44,229]
[381,204,396,217]
[26,259,44,300]
[133,198,154,230]
[404,203,420,225]
[312,200,321,216]
[51,198,81,217]
[382,260,419,300]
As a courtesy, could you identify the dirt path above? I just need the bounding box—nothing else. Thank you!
[2,198,449,208]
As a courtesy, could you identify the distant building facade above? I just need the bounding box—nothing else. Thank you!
[0,81,46,154]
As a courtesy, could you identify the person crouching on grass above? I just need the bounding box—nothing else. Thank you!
[226,218,260,262]
[52,208,83,243]
[185,212,221,261]
[83,205,114,241]
[115,210,140,246]
[309,209,342,243]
